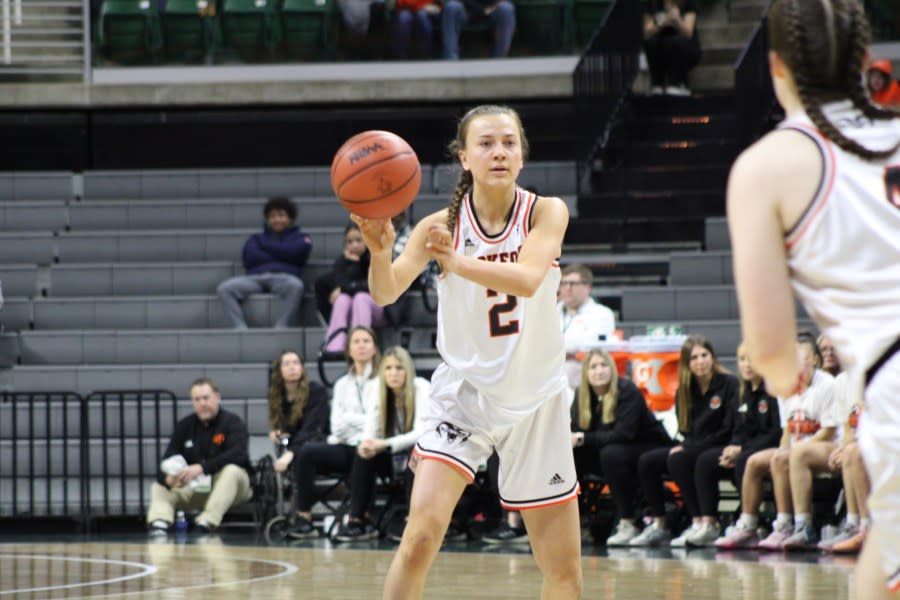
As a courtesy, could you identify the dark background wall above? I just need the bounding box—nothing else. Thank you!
[0,99,578,171]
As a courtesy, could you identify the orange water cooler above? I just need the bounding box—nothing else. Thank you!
[629,335,686,412]
[575,338,631,377]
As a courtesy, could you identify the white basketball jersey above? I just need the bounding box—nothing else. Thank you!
[780,101,900,382]
[435,188,568,419]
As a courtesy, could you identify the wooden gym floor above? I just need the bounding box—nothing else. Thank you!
[0,533,857,599]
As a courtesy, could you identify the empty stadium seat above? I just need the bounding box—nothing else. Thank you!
[162,0,222,62]
[0,265,41,298]
[281,0,338,60]
[572,0,612,47]
[514,0,573,54]
[221,0,282,60]
[0,201,68,232]
[96,0,164,63]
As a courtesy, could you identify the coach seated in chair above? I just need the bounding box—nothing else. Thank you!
[146,378,253,535]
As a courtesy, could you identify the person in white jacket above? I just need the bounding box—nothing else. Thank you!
[285,326,380,539]
[558,264,616,389]
[333,346,431,541]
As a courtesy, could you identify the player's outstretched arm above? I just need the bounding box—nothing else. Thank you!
[426,196,568,297]
[353,211,446,306]
[727,129,821,396]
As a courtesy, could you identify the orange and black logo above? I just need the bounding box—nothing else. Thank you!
[436,422,471,444]
[212,433,225,446]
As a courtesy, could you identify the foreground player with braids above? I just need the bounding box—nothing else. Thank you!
[726,0,900,596]
[354,104,582,599]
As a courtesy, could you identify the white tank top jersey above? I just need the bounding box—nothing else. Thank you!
[435,188,568,417]
[780,101,900,384]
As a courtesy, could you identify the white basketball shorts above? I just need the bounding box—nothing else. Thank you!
[858,348,900,593]
[414,364,578,510]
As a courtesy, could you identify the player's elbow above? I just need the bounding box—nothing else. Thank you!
[515,274,543,298]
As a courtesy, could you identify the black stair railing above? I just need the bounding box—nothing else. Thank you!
[573,0,643,199]
[735,4,777,149]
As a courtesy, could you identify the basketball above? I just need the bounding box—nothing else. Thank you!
[331,130,422,219]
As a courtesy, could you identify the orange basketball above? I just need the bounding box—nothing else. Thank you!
[331,130,422,219]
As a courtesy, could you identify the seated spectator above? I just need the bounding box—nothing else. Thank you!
[643,0,701,95]
[333,346,431,541]
[690,342,781,546]
[268,351,329,474]
[392,0,440,59]
[146,378,252,535]
[558,264,616,389]
[285,326,381,538]
[217,197,312,330]
[817,334,842,376]
[574,349,673,546]
[714,332,836,550]
[630,334,739,547]
[441,0,515,60]
[819,371,869,553]
[322,223,389,352]
[866,58,900,108]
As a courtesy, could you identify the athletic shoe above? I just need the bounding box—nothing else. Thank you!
[482,523,528,545]
[832,528,867,554]
[665,84,691,97]
[685,522,721,547]
[782,524,819,551]
[670,523,703,547]
[757,521,793,551]
[714,522,760,549]
[443,524,468,543]
[286,515,320,540]
[606,521,640,547]
[628,523,672,547]
[818,523,857,552]
[148,519,170,537]
[333,520,378,542]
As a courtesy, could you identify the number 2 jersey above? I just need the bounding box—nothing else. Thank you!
[434,188,569,425]
[781,101,900,383]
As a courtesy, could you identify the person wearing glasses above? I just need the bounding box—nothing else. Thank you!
[558,264,616,389]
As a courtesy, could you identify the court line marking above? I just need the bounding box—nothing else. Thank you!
[80,556,299,599]
[0,554,157,595]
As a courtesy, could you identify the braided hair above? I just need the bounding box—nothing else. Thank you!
[446,105,530,234]
[769,0,899,161]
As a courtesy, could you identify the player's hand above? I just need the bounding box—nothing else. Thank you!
[669,445,684,456]
[274,451,294,473]
[827,446,844,470]
[351,214,395,256]
[425,224,455,273]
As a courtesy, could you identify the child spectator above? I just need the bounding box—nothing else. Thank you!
[322,223,388,352]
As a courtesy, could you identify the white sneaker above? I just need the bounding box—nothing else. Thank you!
[606,521,640,546]
[665,84,691,96]
[628,523,672,547]
[671,523,703,547]
[686,522,721,547]
[650,85,665,95]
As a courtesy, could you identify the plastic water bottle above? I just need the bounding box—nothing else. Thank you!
[175,510,188,533]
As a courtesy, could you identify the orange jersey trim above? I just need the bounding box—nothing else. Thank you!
[464,189,523,245]
[783,123,838,250]
[412,447,476,482]
[501,484,581,511]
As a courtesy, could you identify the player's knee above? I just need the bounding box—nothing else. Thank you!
[397,521,443,570]
[770,451,790,472]
[844,443,863,469]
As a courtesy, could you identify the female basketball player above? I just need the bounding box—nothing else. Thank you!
[726,0,899,596]
[353,105,582,599]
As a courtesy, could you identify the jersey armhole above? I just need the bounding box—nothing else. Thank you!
[780,125,835,247]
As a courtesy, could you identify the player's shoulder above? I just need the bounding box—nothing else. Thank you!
[528,193,569,221]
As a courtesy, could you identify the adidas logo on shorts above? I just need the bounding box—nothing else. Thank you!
[548,473,565,485]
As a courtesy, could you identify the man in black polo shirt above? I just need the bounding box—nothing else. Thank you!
[146,377,252,534]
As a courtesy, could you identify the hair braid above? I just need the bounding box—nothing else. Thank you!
[783,0,898,161]
[446,169,472,235]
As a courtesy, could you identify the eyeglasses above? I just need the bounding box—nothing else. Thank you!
[559,281,587,287]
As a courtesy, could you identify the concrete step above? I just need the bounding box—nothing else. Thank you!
[698,45,743,67]
[689,64,734,90]
[697,22,758,46]
[729,2,768,22]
